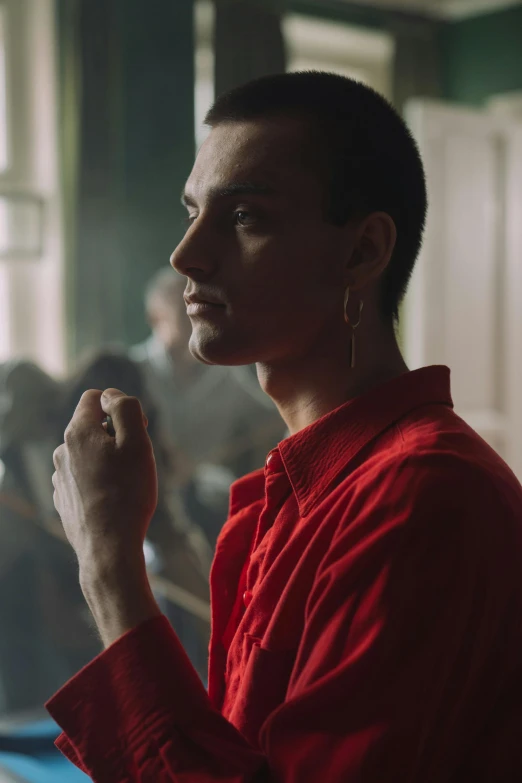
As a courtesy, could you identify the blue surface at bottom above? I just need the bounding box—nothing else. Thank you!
[0,719,89,782]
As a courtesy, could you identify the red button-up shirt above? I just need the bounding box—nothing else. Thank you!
[46,366,522,782]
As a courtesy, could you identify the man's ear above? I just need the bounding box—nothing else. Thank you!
[345,212,397,291]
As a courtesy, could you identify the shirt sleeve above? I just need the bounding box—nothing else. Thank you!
[46,457,522,782]
[46,614,266,781]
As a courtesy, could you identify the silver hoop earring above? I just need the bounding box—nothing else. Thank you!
[343,287,364,369]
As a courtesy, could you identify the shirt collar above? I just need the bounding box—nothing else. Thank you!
[277,365,453,517]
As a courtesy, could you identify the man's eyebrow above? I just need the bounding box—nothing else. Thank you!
[181,182,276,207]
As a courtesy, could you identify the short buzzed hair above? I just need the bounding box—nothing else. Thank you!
[145,267,185,311]
[205,71,427,323]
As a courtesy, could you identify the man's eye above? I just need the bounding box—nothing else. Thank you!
[234,211,253,227]
[185,214,198,228]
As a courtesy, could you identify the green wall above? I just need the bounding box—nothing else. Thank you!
[441,5,522,105]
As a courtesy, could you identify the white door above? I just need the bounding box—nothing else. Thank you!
[404,99,522,480]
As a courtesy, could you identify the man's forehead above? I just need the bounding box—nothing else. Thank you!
[185,119,313,199]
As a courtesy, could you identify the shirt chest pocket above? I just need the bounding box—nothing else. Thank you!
[227,633,297,749]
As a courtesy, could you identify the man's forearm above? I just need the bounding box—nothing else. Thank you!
[80,551,162,648]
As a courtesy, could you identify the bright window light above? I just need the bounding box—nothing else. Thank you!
[283,14,395,99]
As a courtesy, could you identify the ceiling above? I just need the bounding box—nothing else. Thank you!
[344,0,522,19]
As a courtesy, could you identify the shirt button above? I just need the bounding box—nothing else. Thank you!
[265,450,283,472]
[243,590,253,608]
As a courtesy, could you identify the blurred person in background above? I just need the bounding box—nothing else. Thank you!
[130,267,285,548]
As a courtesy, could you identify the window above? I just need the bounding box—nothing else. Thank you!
[0,0,64,375]
[0,194,42,258]
[283,14,395,100]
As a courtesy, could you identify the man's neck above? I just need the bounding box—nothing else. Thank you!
[257,322,409,435]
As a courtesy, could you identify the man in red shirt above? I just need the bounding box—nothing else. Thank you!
[49,72,522,781]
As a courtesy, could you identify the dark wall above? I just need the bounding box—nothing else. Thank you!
[441,5,522,106]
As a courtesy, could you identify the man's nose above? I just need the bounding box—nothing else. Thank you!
[170,221,216,279]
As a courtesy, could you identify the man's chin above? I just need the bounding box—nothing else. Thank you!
[188,332,256,367]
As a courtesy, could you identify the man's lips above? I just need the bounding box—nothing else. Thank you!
[185,300,226,316]
[184,293,226,307]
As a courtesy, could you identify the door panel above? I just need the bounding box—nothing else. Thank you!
[404,100,522,478]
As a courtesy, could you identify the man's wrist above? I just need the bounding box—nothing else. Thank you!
[79,546,162,648]
[78,541,147,590]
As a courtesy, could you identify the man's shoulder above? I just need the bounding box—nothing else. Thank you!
[320,430,522,585]
[346,410,522,538]
[395,404,521,497]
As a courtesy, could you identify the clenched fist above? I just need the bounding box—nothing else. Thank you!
[52,387,158,581]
